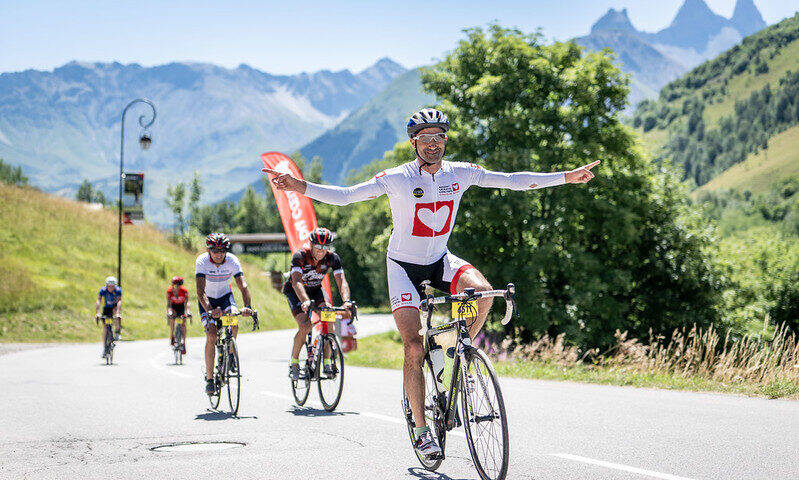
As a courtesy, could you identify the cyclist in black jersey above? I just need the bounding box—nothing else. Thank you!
[284,227,353,380]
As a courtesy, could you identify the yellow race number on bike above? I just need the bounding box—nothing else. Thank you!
[175,317,184,325]
[452,300,478,318]
[321,311,336,323]
[104,318,114,325]
[221,316,238,327]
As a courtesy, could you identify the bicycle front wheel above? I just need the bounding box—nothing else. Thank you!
[317,334,344,411]
[460,348,509,480]
[105,325,114,365]
[174,328,183,365]
[208,347,222,409]
[226,339,241,415]
[291,338,311,406]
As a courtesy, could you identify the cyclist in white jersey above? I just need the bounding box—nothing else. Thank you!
[196,232,254,395]
[264,108,599,457]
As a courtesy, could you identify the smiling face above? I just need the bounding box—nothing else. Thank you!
[411,126,446,165]
[208,248,227,264]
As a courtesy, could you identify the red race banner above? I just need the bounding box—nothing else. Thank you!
[261,151,332,301]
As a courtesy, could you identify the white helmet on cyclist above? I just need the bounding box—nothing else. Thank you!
[105,276,117,285]
[406,108,450,138]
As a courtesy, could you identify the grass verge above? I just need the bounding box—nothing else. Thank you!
[0,182,295,342]
[347,331,799,400]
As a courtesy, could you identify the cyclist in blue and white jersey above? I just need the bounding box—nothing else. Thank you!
[95,276,122,350]
[196,232,254,395]
[264,108,599,457]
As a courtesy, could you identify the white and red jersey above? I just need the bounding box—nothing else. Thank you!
[304,160,565,265]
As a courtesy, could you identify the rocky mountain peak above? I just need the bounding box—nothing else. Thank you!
[731,0,767,37]
[591,8,638,35]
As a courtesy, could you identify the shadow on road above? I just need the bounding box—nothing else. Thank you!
[407,467,473,480]
[194,410,258,421]
[287,405,359,417]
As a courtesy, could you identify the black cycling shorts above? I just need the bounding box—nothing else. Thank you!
[282,283,326,316]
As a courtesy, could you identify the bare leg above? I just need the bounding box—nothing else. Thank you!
[291,312,312,359]
[394,307,427,429]
[168,317,175,344]
[205,324,218,380]
[456,269,494,339]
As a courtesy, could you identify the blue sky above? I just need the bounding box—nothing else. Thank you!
[1,0,795,75]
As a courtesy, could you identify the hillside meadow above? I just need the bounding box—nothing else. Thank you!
[0,182,294,342]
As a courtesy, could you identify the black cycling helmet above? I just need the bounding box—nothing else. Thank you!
[406,108,449,138]
[309,227,334,246]
[205,232,230,251]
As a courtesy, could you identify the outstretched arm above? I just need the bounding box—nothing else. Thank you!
[476,160,600,190]
[263,168,384,206]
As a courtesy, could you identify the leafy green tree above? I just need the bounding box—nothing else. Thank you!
[0,159,28,186]
[188,171,203,227]
[234,186,270,233]
[166,182,187,236]
[420,25,724,348]
[76,180,94,202]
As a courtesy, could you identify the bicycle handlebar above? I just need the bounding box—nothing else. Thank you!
[304,300,358,323]
[420,283,518,326]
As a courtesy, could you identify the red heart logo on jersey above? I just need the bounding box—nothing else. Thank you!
[401,293,412,301]
[412,200,454,237]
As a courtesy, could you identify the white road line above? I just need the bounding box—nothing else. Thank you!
[261,390,465,438]
[148,352,192,378]
[550,453,698,480]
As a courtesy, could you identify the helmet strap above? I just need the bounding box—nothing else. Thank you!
[414,143,446,176]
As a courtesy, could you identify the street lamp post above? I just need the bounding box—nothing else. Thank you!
[118,99,156,287]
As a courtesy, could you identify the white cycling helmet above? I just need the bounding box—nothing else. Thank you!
[406,108,449,138]
[105,276,117,285]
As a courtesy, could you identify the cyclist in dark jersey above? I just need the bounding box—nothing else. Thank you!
[166,276,192,354]
[94,276,122,351]
[284,227,353,380]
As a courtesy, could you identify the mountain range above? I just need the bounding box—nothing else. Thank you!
[0,58,405,223]
[0,0,773,223]
[575,0,767,107]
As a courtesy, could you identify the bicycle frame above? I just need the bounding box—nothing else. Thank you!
[420,284,517,433]
[302,302,355,379]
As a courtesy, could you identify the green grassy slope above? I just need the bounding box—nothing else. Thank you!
[635,14,799,144]
[695,124,799,196]
[0,182,294,342]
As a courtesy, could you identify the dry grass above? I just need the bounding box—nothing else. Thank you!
[493,324,799,398]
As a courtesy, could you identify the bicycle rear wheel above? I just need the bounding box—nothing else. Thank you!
[317,334,344,411]
[291,338,311,406]
[401,356,445,471]
[226,339,241,415]
[460,348,509,480]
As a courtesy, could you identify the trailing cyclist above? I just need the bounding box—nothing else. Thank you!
[284,227,353,380]
[94,276,122,355]
[196,232,254,395]
[166,276,191,354]
[264,107,599,458]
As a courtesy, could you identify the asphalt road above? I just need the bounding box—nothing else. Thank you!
[2,315,797,480]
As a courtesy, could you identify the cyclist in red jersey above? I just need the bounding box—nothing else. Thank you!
[166,276,192,353]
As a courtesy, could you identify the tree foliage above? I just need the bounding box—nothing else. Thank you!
[75,179,107,205]
[416,25,724,348]
[0,159,28,186]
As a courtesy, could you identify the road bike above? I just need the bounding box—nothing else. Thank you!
[97,315,116,365]
[402,283,517,480]
[291,302,356,412]
[171,313,191,365]
[207,309,259,415]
